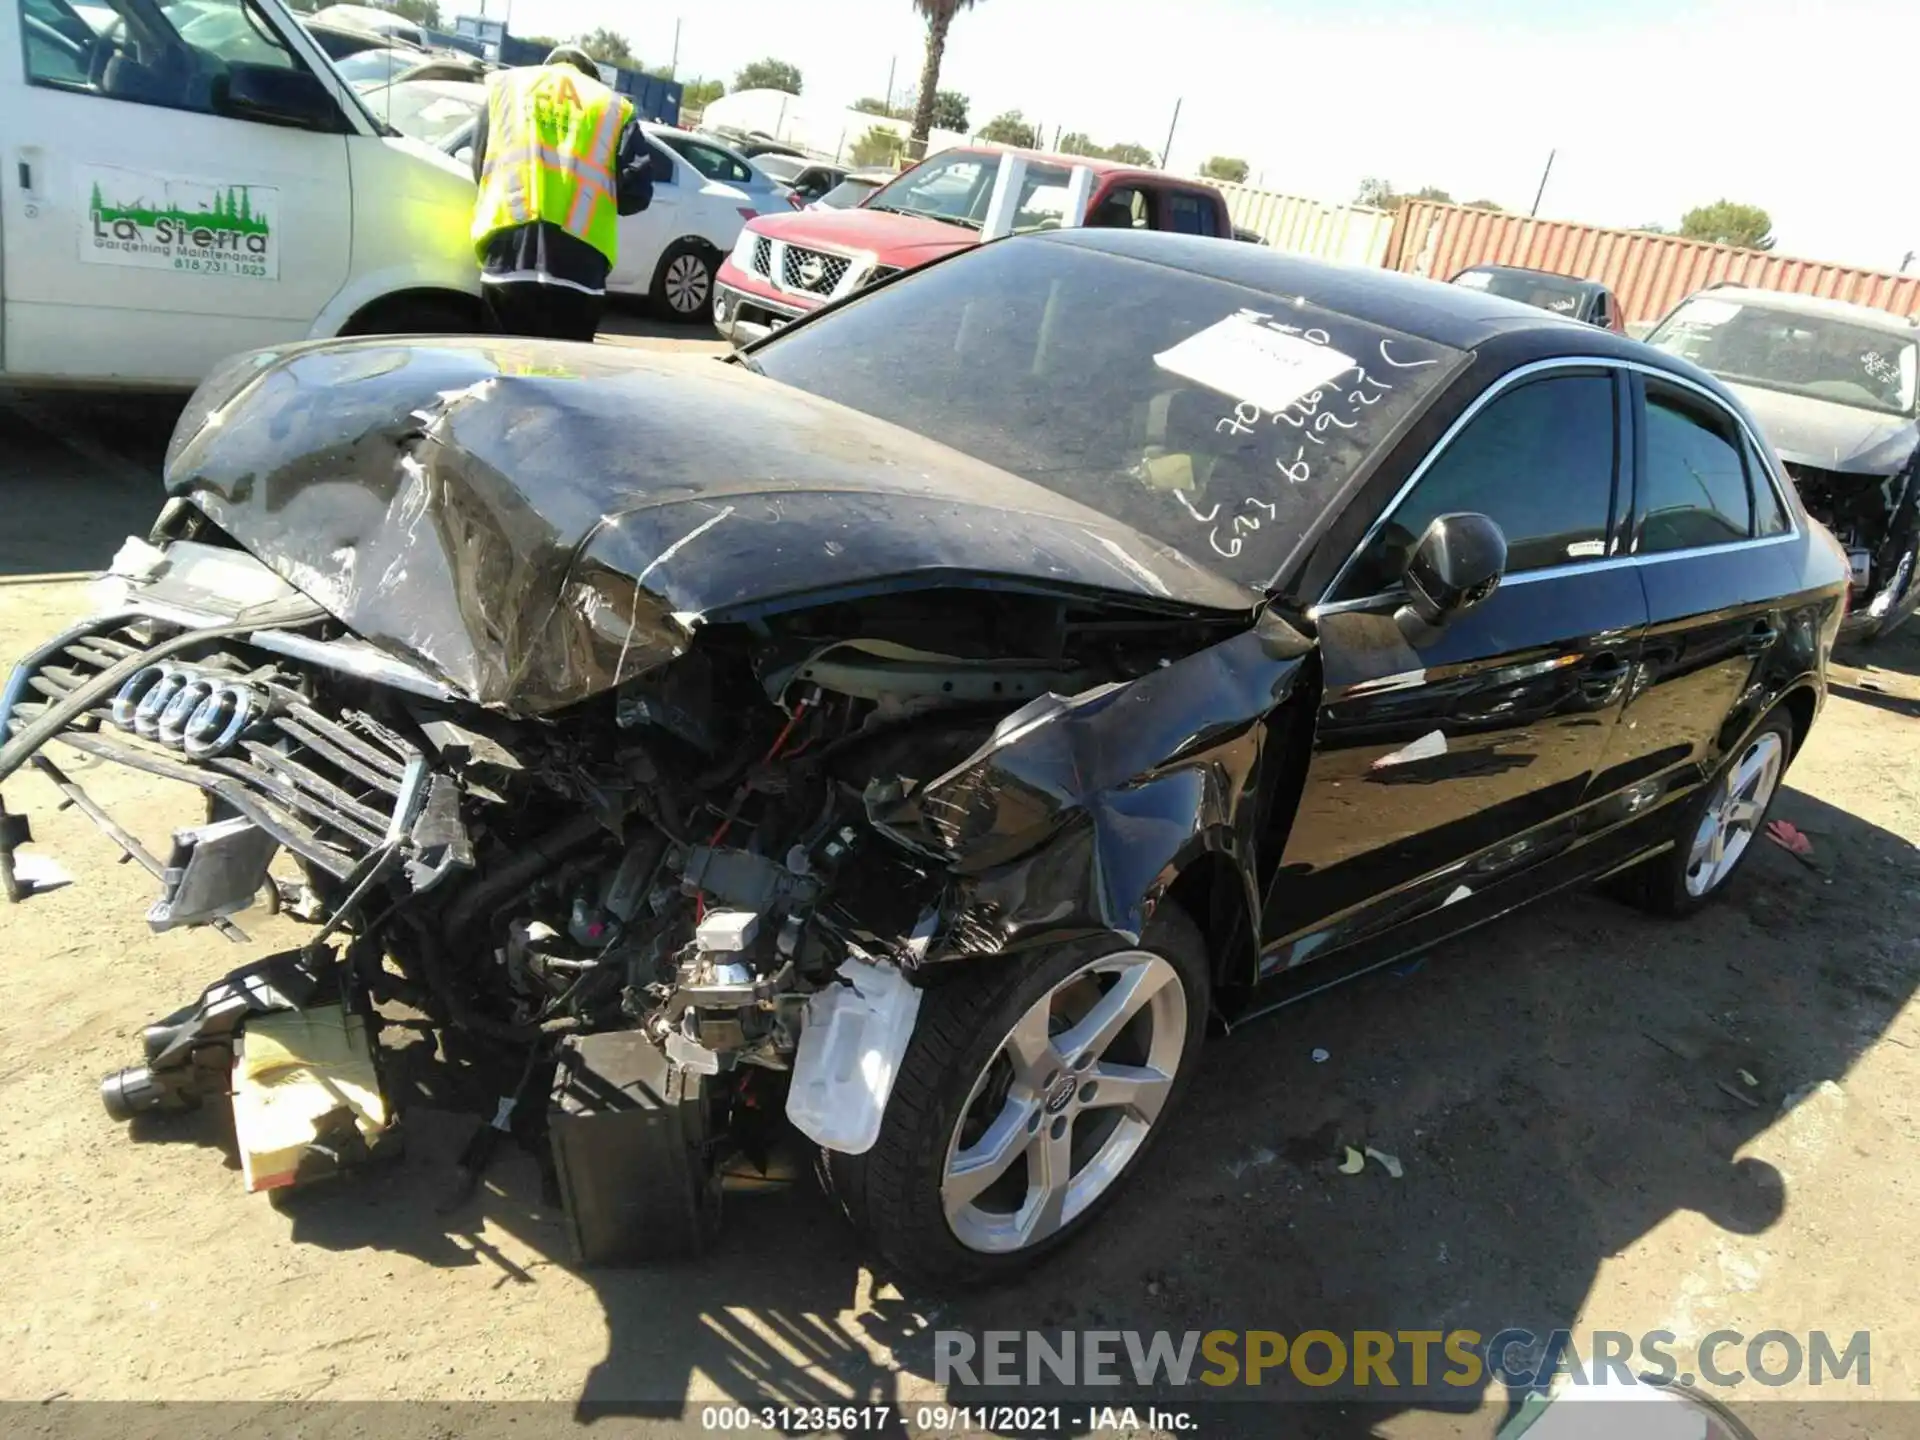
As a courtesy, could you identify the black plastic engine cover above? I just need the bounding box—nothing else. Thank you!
[548,1030,717,1265]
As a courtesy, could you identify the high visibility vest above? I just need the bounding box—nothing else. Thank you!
[472,65,635,268]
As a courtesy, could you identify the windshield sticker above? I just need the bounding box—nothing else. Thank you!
[79,165,278,281]
[1453,271,1492,290]
[1154,310,1356,414]
[1154,315,1455,561]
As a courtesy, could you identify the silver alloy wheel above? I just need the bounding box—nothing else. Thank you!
[941,950,1187,1254]
[1684,731,1785,897]
[664,253,711,313]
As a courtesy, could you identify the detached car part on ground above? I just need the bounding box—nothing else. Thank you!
[1648,287,1920,641]
[0,236,1846,1284]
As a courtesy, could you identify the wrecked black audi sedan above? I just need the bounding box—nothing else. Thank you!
[0,232,1849,1284]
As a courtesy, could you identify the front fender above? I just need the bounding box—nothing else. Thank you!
[879,612,1312,964]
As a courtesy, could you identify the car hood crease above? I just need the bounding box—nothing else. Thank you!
[162,337,1257,714]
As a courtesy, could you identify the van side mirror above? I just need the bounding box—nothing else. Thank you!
[1395,512,1507,645]
[218,64,343,132]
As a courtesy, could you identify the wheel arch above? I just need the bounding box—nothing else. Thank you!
[339,287,486,336]
[1777,681,1819,758]
[1159,848,1259,1004]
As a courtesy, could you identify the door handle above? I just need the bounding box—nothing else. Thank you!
[1743,623,1780,656]
[15,160,29,192]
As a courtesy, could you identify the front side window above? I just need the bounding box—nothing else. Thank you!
[751,237,1463,589]
[1649,297,1918,418]
[1638,388,1754,552]
[23,0,323,117]
[1339,372,1618,596]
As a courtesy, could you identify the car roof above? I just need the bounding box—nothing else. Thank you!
[1042,229,1650,350]
[1685,286,1918,330]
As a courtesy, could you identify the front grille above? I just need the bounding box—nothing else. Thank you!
[779,245,851,296]
[4,620,420,880]
[750,235,772,278]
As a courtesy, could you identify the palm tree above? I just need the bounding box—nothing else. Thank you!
[908,0,981,157]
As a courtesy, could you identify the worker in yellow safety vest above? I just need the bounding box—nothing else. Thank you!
[469,46,653,341]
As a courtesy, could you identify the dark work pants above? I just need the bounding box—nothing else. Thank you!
[482,281,604,342]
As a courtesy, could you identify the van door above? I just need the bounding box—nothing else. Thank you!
[3,0,352,385]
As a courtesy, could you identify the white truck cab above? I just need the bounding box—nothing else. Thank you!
[2,0,480,388]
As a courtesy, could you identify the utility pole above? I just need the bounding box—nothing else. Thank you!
[885,55,896,114]
[1530,148,1556,217]
[1160,97,1183,170]
[669,18,680,78]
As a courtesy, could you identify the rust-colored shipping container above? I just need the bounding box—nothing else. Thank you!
[1385,201,1920,326]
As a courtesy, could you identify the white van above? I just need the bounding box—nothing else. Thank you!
[2,0,480,388]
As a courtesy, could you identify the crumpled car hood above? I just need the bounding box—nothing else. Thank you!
[1729,382,1920,476]
[162,337,1257,714]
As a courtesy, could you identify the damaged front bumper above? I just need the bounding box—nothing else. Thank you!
[1,510,1307,1261]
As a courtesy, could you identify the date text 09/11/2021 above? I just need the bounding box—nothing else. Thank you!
[697,1404,1198,1434]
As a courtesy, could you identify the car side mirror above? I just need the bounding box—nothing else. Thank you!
[1395,512,1507,645]
[218,63,342,131]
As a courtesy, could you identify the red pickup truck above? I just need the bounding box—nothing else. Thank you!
[713,145,1234,345]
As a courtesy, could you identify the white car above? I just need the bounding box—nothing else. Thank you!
[432,90,798,320]
[310,3,426,48]
[2,0,481,388]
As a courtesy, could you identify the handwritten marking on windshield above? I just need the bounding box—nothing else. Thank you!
[1379,339,1439,369]
[1174,490,1221,524]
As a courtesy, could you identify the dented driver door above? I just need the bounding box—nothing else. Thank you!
[1262,365,1649,971]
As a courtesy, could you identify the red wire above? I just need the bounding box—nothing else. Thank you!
[696,697,814,922]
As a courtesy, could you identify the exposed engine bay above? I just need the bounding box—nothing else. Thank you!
[1786,459,1918,626]
[0,507,1284,1258]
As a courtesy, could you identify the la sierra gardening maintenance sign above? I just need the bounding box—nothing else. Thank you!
[81,164,278,280]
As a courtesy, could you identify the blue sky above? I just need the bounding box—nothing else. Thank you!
[493,0,1919,271]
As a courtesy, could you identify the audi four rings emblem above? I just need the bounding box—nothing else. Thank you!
[109,665,267,759]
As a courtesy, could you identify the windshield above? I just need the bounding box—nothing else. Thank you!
[1454,267,1589,318]
[749,239,1464,589]
[865,150,1071,233]
[331,45,412,88]
[753,154,807,183]
[816,177,883,209]
[367,79,482,146]
[1650,297,1919,417]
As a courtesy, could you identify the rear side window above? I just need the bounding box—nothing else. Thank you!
[1340,372,1618,595]
[1638,389,1753,552]
[668,137,754,185]
[1161,190,1222,237]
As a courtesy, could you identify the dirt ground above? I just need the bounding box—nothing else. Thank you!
[0,364,1916,1439]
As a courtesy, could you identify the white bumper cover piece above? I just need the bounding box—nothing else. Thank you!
[785,956,922,1155]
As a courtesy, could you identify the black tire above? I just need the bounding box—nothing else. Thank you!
[650,241,718,324]
[1616,709,1795,917]
[825,904,1210,1287]
[340,295,481,337]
